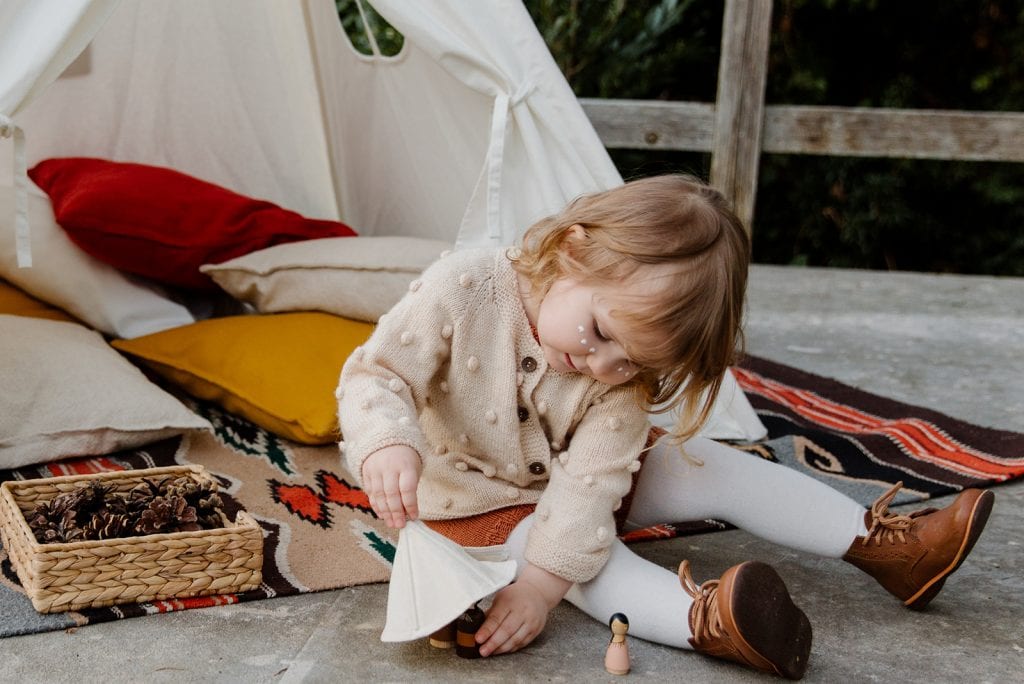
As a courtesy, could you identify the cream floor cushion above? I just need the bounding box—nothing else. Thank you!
[0,315,210,468]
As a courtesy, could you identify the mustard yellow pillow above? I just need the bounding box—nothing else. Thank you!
[0,278,77,322]
[112,312,374,444]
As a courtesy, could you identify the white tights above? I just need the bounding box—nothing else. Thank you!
[504,436,868,648]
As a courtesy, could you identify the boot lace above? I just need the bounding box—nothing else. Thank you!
[678,559,722,645]
[861,481,934,546]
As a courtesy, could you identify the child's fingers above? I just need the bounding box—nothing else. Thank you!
[398,468,419,520]
[491,622,533,655]
[361,447,422,528]
[370,494,394,527]
[382,471,407,528]
[366,475,394,526]
[367,470,401,528]
[474,604,508,656]
[477,604,530,657]
[475,602,507,643]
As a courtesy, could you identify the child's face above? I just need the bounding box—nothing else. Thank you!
[534,267,666,386]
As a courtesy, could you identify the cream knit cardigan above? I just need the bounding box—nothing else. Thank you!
[337,248,650,583]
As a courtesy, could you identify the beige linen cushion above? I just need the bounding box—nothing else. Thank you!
[200,236,451,323]
[0,315,211,469]
[0,187,194,338]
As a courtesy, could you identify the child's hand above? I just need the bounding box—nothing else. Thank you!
[476,564,572,657]
[361,445,421,528]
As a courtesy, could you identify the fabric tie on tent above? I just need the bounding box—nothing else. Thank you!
[0,115,29,267]
[484,82,536,240]
[0,0,120,267]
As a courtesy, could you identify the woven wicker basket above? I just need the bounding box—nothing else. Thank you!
[0,464,263,614]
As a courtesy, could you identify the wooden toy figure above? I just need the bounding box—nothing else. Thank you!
[605,613,630,675]
[429,621,456,649]
[455,603,486,659]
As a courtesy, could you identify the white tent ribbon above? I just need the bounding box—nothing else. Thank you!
[0,0,120,267]
[0,114,30,266]
[485,81,536,240]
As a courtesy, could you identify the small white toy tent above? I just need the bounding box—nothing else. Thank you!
[0,0,764,440]
[381,520,517,642]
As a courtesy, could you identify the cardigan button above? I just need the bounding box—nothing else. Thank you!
[528,461,546,475]
[521,356,537,372]
[517,406,529,422]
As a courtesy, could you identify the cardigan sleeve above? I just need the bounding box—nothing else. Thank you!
[337,253,477,485]
[523,387,651,583]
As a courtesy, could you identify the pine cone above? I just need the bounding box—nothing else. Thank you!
[169,494,201,532]
[129,480,156,503]
[47,490,84,518]
[83,508,131,540]
[28,496,86,543]
[28,473,229,542]
[136,498,171,535]
[99,513,131,540]
[49,511,85,543]
[80,483,113,515]
[193,492,224,529]
[165,477,201,501]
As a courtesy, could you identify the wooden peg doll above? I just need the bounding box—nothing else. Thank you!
[605,612,630,675]
[455,603,486,659]
[429,621,456,649]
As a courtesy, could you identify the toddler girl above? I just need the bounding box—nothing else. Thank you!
[337,175,994,679]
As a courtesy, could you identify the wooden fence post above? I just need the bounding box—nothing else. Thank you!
[710,0,773,234]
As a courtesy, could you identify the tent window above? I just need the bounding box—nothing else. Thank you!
[336,0,404,57]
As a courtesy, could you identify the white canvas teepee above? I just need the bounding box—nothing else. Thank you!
[1,0,621,249]
[0,0,765,440]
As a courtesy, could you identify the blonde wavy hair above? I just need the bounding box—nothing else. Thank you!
[511,174,750,444]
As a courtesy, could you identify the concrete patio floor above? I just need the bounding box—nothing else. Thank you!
[3,264,1022,683]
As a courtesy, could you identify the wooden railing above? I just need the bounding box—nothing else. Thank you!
[579,0,1024,233]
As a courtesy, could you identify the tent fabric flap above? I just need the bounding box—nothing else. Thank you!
[369,0,622,248]
[0,0,120,266]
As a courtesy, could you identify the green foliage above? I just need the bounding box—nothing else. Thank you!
[525,0,721,100]
[755,156,1024,274]
[523,0,1024,275]
[336,0,403,56]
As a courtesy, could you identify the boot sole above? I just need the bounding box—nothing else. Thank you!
[905,489,995,610]
[719,561,813,680]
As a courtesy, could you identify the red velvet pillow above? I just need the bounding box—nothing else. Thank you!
[29,158,357,290]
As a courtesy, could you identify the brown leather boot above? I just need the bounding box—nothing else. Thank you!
[679,560,812,680]
[843,481,994,610]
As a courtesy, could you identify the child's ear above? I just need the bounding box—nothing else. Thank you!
[559,224,587,259]
[566,224,587,241]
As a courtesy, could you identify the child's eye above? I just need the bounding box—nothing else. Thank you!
[593,321,610,342]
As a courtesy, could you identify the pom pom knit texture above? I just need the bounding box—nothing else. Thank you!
[337,249,649,583]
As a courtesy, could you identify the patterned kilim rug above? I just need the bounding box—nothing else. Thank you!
[2,355,1022,638]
